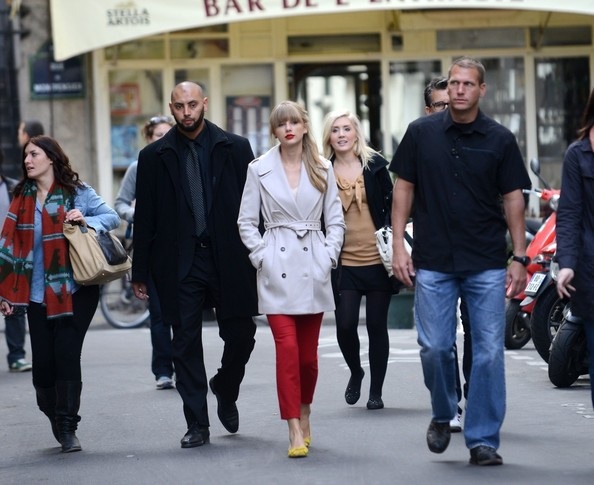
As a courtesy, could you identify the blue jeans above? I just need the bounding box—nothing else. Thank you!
[147,277,174,379]
[4,311,28,366]
[415,268,507,450]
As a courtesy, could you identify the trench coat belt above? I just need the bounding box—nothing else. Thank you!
[264,220,322,238]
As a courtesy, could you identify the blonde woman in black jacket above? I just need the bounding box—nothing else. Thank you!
[323,110,396,410]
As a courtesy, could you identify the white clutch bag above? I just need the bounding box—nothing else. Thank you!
[375,222,413,277]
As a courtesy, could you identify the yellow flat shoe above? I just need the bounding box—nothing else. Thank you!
[304,436,311,447]
[288,445,308,458]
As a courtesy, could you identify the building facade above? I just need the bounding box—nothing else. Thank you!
[12,2,594,210]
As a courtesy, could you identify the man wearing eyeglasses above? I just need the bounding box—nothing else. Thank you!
[390,57,531,466]
[424,77,450,115]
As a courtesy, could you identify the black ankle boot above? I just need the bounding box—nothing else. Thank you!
[55,381,82,453]
[34,385,60,442]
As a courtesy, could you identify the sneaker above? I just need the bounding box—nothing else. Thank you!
[156,376,174,390]
[426,420,451,454]
[469,445,503,466]
[9,359,32,372]
[450,412,462,433]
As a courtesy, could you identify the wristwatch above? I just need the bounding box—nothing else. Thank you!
[511,254,530,267]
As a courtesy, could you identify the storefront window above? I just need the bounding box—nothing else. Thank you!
[480,57,526,157]
[535,57,590,169]
[437,28,525,50]
[105,39,165,61]
[530,26,591,48]
[389,60,442,153]
[288,34,381,55]
[170,39,229,59]
[109,70,165,171]
[222,65,273,157]
[289,63,381,152]
[174,69,209,88]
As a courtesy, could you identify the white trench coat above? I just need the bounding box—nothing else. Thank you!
[238,145,345,315]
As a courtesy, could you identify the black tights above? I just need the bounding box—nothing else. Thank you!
[28,285,100,388]
[335,290,391,397]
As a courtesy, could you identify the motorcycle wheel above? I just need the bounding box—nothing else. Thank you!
[504,299,531,350]
[548,321,588,388]
[100,277,150,329]
[530,284,568,363]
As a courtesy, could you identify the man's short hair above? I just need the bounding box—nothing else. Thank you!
[22,120,45,138]
[424,77,448,108]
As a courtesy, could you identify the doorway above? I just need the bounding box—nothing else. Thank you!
[288,62,382,152]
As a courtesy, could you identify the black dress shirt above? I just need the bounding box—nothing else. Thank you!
[389,109,531,273]
[177,128,212,239]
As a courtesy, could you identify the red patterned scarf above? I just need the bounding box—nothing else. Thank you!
[0,181,73,318]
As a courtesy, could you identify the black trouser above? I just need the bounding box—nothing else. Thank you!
[174,243,256,427]
[28,285,99,387]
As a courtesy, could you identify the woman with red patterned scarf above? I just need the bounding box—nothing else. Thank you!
[0,136,120,453]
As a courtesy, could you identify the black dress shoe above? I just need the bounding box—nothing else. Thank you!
[366,395,384,410]
[426,420,451,454]
[344,369,364,405]
[209,377,239,433]
[469,445,503,466]
[181,423,210,448]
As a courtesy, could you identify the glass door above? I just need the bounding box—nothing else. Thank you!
[288,62,382,152]
[535,57,590,172]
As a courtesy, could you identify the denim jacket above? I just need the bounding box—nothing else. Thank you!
[30,183,120,302]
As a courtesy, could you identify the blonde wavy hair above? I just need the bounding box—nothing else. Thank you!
[321,110,379,169]
[269,100,328,193]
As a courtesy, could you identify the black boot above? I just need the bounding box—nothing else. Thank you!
[55,381,82,453]
[34,385,60,443]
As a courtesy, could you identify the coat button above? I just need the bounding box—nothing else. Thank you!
[281,273,286,278]
[280,247,285,251]
[303,247,308,251]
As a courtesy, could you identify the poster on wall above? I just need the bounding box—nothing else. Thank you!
[226,96,271,157]
[110,83,141,115]
[111,125,138,169]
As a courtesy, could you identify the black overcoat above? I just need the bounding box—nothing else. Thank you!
[132,119,258,322]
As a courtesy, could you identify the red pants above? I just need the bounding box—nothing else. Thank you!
[267,313,323,420]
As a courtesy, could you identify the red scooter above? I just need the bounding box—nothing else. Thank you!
[504,159,560,350]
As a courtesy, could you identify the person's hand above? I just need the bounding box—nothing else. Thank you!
[64,209,87,227]
[505,261,527,298]
[132,282,149,301]
[392,245,415,288]
[0,300,14,316]
[556,268,575,299]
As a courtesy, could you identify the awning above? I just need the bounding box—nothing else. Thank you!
[50,0,594,61]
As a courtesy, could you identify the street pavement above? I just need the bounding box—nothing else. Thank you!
[1,309,593,485]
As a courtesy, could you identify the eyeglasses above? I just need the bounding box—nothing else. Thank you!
[430,101,449,111]
[148,116,172,126]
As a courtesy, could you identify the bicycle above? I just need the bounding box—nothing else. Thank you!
[99,223,150,329]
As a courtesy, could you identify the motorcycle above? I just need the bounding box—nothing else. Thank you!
[504,158,560,350]
[548,308,589,388]
[527,246,569,363]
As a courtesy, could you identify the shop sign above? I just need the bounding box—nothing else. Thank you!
[29,44,85,100]
[50,0,594,61]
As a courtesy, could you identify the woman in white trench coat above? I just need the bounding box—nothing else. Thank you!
[238,101,345,458]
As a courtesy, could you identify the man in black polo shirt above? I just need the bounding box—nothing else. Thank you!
[389,57,531,466]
